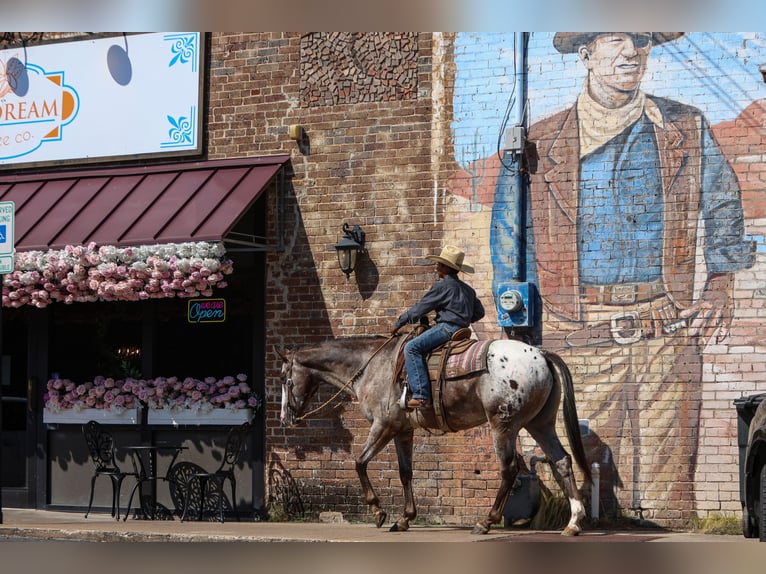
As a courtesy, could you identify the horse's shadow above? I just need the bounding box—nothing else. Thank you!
[290,394,356,460]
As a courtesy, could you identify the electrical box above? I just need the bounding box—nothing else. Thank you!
[496,282,535,328]
[503,126,526,153]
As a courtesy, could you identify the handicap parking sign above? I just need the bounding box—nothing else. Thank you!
[0,201,14,274]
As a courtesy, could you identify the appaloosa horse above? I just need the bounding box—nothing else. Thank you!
[278,333,591,535]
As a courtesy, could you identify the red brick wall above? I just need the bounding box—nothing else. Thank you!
[207,32,502,526]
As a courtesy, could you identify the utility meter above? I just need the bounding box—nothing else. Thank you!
[495,282,535,327]
[499,289,523,312]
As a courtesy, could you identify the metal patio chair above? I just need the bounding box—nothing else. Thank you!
[180,421,252,522]
[82,420,140,520]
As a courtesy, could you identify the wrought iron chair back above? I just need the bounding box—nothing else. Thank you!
[181,421,252,522]
[219,421,251,472]
[82,420,139,520]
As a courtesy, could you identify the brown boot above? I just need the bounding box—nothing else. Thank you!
[406,398,431,409]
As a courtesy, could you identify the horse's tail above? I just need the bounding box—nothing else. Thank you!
[543,350,592,484]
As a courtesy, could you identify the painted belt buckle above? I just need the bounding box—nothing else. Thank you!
[610,311,642,345]
[608,283,638,304]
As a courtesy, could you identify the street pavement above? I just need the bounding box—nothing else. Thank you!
[3,508,764,574]
[0,507,755,543]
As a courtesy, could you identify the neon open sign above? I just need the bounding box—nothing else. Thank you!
[187,298,226,324]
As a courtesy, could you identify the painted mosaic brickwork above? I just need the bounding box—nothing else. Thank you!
[448,32,766,525]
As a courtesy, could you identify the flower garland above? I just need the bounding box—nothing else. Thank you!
[44,374,261,415]
[3,241,233,308]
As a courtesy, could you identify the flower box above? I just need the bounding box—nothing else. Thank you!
[147,408,253,426]
[43,407,141,425]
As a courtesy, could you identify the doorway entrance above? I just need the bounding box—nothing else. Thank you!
[1,309,37,508]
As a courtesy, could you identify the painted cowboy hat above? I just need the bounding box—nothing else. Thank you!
[553,32,684,53]
[426,245,475,274]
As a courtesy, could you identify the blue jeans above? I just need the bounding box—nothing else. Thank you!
[403,323,461,402]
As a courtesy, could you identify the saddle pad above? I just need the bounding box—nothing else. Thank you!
[427,339,492,380]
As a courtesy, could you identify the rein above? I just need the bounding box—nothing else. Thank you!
[288,335,397,422]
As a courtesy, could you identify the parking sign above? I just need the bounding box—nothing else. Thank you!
[0,201,15,274]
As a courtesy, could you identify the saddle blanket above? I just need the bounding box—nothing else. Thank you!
[428,339,492,380]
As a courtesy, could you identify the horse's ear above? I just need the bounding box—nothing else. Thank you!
[275,347,288,361]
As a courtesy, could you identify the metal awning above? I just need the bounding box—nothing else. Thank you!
[0,155,291,252]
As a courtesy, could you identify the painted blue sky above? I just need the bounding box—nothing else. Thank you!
[452,32,766,169]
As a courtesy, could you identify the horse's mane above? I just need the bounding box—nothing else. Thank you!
[293,335,391,367]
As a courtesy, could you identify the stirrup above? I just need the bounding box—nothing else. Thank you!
[399,385,409,410]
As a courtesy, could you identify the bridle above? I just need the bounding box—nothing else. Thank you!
[283,335,397,422]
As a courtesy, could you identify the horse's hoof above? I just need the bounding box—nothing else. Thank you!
[374,511,387,528]
[561,526,581,537]
[389,519,409,532]
[471,524,489,535]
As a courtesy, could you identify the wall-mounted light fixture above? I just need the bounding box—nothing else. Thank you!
[289,124,304,141]
[288,124,310,155]
[334,223,365,280]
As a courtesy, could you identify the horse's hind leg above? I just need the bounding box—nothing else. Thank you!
[526,423,586,536]
[472,424,520,535]
[355,423,396,528]
[389,430,416,532]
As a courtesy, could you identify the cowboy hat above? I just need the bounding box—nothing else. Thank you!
[426,245,475,274]
[553,32,684,54]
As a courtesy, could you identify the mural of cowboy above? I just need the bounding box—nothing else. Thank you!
[452,32,756,522]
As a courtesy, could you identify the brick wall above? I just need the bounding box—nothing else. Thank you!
[207,32,503,526]
[206,32,766,530]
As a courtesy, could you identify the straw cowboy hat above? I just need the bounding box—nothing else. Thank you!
[553,32,684,53]
[426,245,475,274]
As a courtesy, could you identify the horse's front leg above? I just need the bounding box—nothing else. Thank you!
[472,427,520,535]
[355,423,396,528]
[389,430,415,532]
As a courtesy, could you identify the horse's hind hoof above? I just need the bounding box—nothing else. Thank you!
[389,519,409,532]
[561,526,581,536]
[471,524,490,535]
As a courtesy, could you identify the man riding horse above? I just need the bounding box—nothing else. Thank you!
[392,245,486,410]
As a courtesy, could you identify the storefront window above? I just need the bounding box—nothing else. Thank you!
[49,301,143,382]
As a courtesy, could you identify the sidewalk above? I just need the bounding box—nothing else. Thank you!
[0,507,755,543]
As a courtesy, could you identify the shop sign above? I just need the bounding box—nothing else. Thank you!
[187,298,226,324]
[0,32,203,169]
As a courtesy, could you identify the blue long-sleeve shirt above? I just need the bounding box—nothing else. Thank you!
[395,273,485,330]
